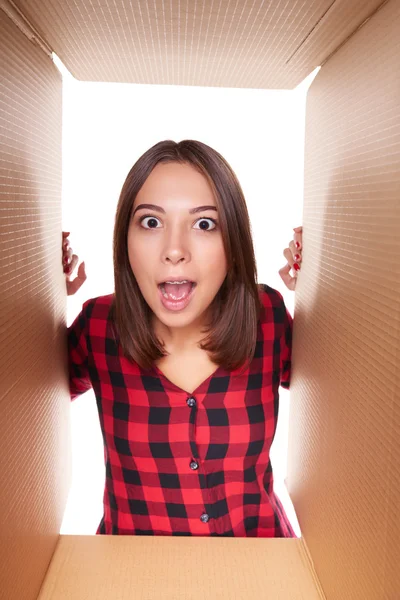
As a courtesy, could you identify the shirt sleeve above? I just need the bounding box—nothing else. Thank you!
[68,299,93,400]
[279,298,293,390]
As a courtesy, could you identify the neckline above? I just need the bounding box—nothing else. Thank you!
[151,362,227,396]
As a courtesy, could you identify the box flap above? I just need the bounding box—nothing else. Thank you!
[13,0,383,89]
[37,535,325,599]
[0,9,68,600]
[287,0,400,597]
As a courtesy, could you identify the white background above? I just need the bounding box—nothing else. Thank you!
[56,54,318,537]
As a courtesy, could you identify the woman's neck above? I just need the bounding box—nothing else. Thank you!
[151,314,208,352]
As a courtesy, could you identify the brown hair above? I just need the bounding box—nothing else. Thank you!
[111,139,262,373]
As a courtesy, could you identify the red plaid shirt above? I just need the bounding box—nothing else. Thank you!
[68,283,296,538]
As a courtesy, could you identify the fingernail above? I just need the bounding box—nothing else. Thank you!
[295,241,301,249]
[294,254,300,261]
[293,263,300,271]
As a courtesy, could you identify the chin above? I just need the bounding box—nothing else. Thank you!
[158,303,201,321]
[156,301,209,330]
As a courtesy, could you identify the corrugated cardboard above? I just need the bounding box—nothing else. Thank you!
[287,1,400,598]
[9,0,384,88]
[0,0,398,598]
[0,8,69,600]
[37,536,324,600]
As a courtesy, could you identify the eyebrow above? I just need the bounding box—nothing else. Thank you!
[132,203,218,217]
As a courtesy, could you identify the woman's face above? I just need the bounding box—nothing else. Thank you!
[127,161,228,341]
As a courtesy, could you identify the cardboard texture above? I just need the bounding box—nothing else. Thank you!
[287,1,400,598]
[37,537,324,600]
[9,0,383,88]
[0,0,398,598]
[0,9,70,600]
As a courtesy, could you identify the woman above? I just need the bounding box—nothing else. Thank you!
[62,139,303,538]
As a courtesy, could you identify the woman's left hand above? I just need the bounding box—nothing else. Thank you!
[279,226,303,291]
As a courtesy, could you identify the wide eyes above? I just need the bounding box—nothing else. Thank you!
[139,216,218,231]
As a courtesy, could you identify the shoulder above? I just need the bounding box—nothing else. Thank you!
[257,283,290,327]
[80,293,115,322]
[257,282,285,310]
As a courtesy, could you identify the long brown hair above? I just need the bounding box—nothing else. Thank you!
[111,139,262,373]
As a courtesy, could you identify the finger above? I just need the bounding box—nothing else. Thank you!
[293,226,303,233]
[279,265,296,292]
[62,233,71,252]
[62,231,70,239]
[293,230,302,250]
[279,263,297,291]
[289,240,302,262]
[283,247,295,267]
[63,247,73,266]
[65,253,78,275]
[63,250,74,271]
[62,246,71,265]
[285,261,299,279]
[66,262,87,296]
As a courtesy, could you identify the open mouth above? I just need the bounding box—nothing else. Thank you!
[158,281,197,301]
[157,281,197,310]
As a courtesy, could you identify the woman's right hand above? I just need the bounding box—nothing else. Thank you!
[62,231,87,296]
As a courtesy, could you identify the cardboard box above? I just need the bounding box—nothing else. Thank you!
[0,0,398,598]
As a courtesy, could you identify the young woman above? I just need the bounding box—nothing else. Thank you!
[62,139,303,538]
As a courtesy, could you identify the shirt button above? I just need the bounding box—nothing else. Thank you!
[187,397,196,407]
[200,513,210,523]
[189,460,199,470]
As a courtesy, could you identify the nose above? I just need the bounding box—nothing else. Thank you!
[161,227,191,265]
[163,249,189,265]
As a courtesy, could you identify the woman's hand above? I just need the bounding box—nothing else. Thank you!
[62,231,87,296]
[279,226,303,291]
